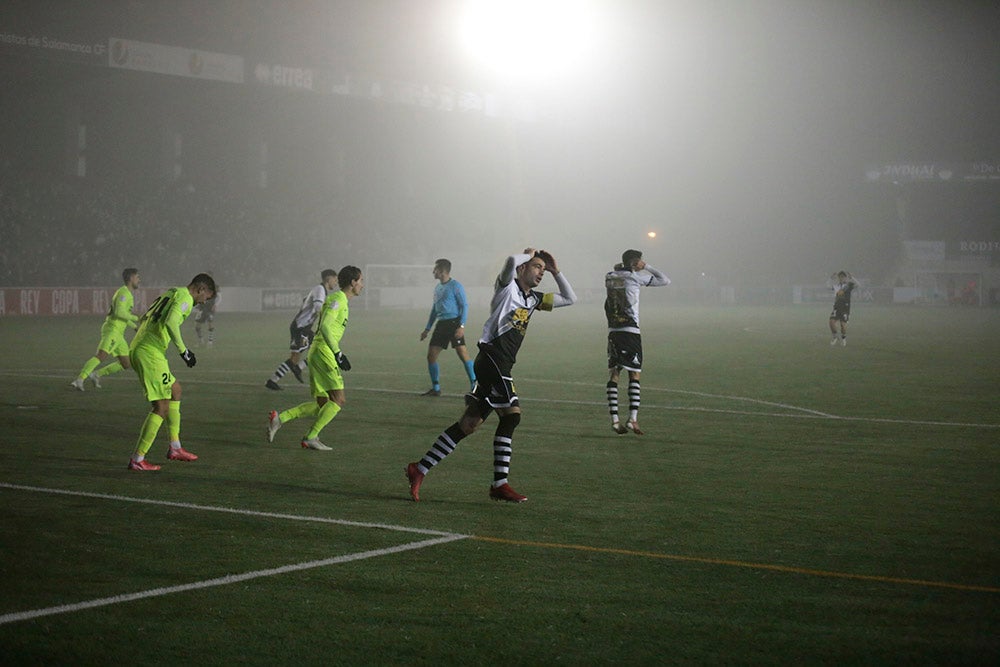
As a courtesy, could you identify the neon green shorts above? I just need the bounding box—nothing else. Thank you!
[129,345,175,402]
[308,350,344,397]
[97,325,129,357]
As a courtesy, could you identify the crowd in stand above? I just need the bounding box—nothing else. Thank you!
[0,172,438,288]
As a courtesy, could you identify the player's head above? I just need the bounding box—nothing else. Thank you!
[122,267,139,286]
[622,249,643,270]
[433,259,451,281]
[189,273,217,303]
[516,255,547,288]
[837,271,847,280]
[338,265,363,295]
[321,269,337,283]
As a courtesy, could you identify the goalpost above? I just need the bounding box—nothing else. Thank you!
[362,264,434,310]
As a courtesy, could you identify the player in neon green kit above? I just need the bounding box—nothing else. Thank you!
[267,266,363,450]
[126,273,216,471]
[70,268,141,390]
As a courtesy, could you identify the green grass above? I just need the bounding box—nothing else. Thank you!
[1,303,999,664]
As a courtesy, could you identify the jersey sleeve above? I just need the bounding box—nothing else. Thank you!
[164,296,192,354]
[541,272,577,310]
[643,266,671,287]
[113,289,138,328]
[318,299,345,353]
[455,281,469,325]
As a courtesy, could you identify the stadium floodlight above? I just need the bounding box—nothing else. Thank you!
[456,0,603,85]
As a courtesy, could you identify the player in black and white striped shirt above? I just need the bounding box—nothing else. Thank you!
[265,269,337,390]
[405,248,576,503]
[604,249,670,435]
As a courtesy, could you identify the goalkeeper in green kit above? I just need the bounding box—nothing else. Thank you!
[70,268,141,390]
[126,273,216,471]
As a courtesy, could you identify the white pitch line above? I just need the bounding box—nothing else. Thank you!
[11,371,1000,429]
[0,483,462,537]
[0,483,469,626]
[0,535,466,626]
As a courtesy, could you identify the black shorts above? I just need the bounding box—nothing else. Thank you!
[608,331,643,372]
[194,309,214,324]
[465,348,518,418]
[830,306,850,323]
[289,323,314,353]
[429,317,467,349]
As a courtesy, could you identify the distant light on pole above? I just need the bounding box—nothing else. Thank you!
[647,231,656,239]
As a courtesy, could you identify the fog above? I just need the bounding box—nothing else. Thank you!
[1,0,998,292]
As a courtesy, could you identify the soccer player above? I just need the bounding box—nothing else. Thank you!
[420,258,476,395]
[828,271,859,346]
[267,266,363,450]
[194,289,218,346]
[604,249,670,435]
[126,273,216,471]
[405,249,576,503]
[70,267,141,390]
[265,269,338,391]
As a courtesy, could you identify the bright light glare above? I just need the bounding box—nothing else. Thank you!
[457,0,601,84]
[647,231,657,239]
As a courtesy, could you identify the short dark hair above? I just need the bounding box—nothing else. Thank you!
[190,273,217,295]
[337,265,362,289]
[622,249,643,268]
[434,258,451,272]
[321,269,337,281]
[122,267,138,283]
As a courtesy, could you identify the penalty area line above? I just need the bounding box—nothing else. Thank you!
[472,536,1000,594]
[0,534,467,626]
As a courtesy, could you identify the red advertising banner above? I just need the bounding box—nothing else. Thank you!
[0,288,159,317]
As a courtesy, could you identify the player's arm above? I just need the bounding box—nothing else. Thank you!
[164,297,191,355]
[317,301,344,353]
[424,305,437,333]
[113,292,139,328]
[644,265,671,287]
[320,301,352,369]
[455,281,469,329]
[549,271,577,308]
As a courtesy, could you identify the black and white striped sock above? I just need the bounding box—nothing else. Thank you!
[607,381,620,424]
[628,379,641,422]
[419,422,466,473]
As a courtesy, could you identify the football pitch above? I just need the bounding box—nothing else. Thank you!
[1,302,998,664]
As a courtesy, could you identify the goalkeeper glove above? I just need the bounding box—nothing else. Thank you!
[335,351,351,371]
[180,349,197,368]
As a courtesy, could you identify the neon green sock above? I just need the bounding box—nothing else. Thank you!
[280,401,319,423]
[97,361,124,377]
[78,357,101,380]
[168,401,181,442]
[305,401,341,440]
[134,413,164,459]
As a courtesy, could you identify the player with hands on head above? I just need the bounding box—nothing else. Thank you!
[267,266,364,451]
[405,248,576,503]
[828,270,859,346]
[420,258,476,396]
[126,273,216,471]
[604,249,670,435]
